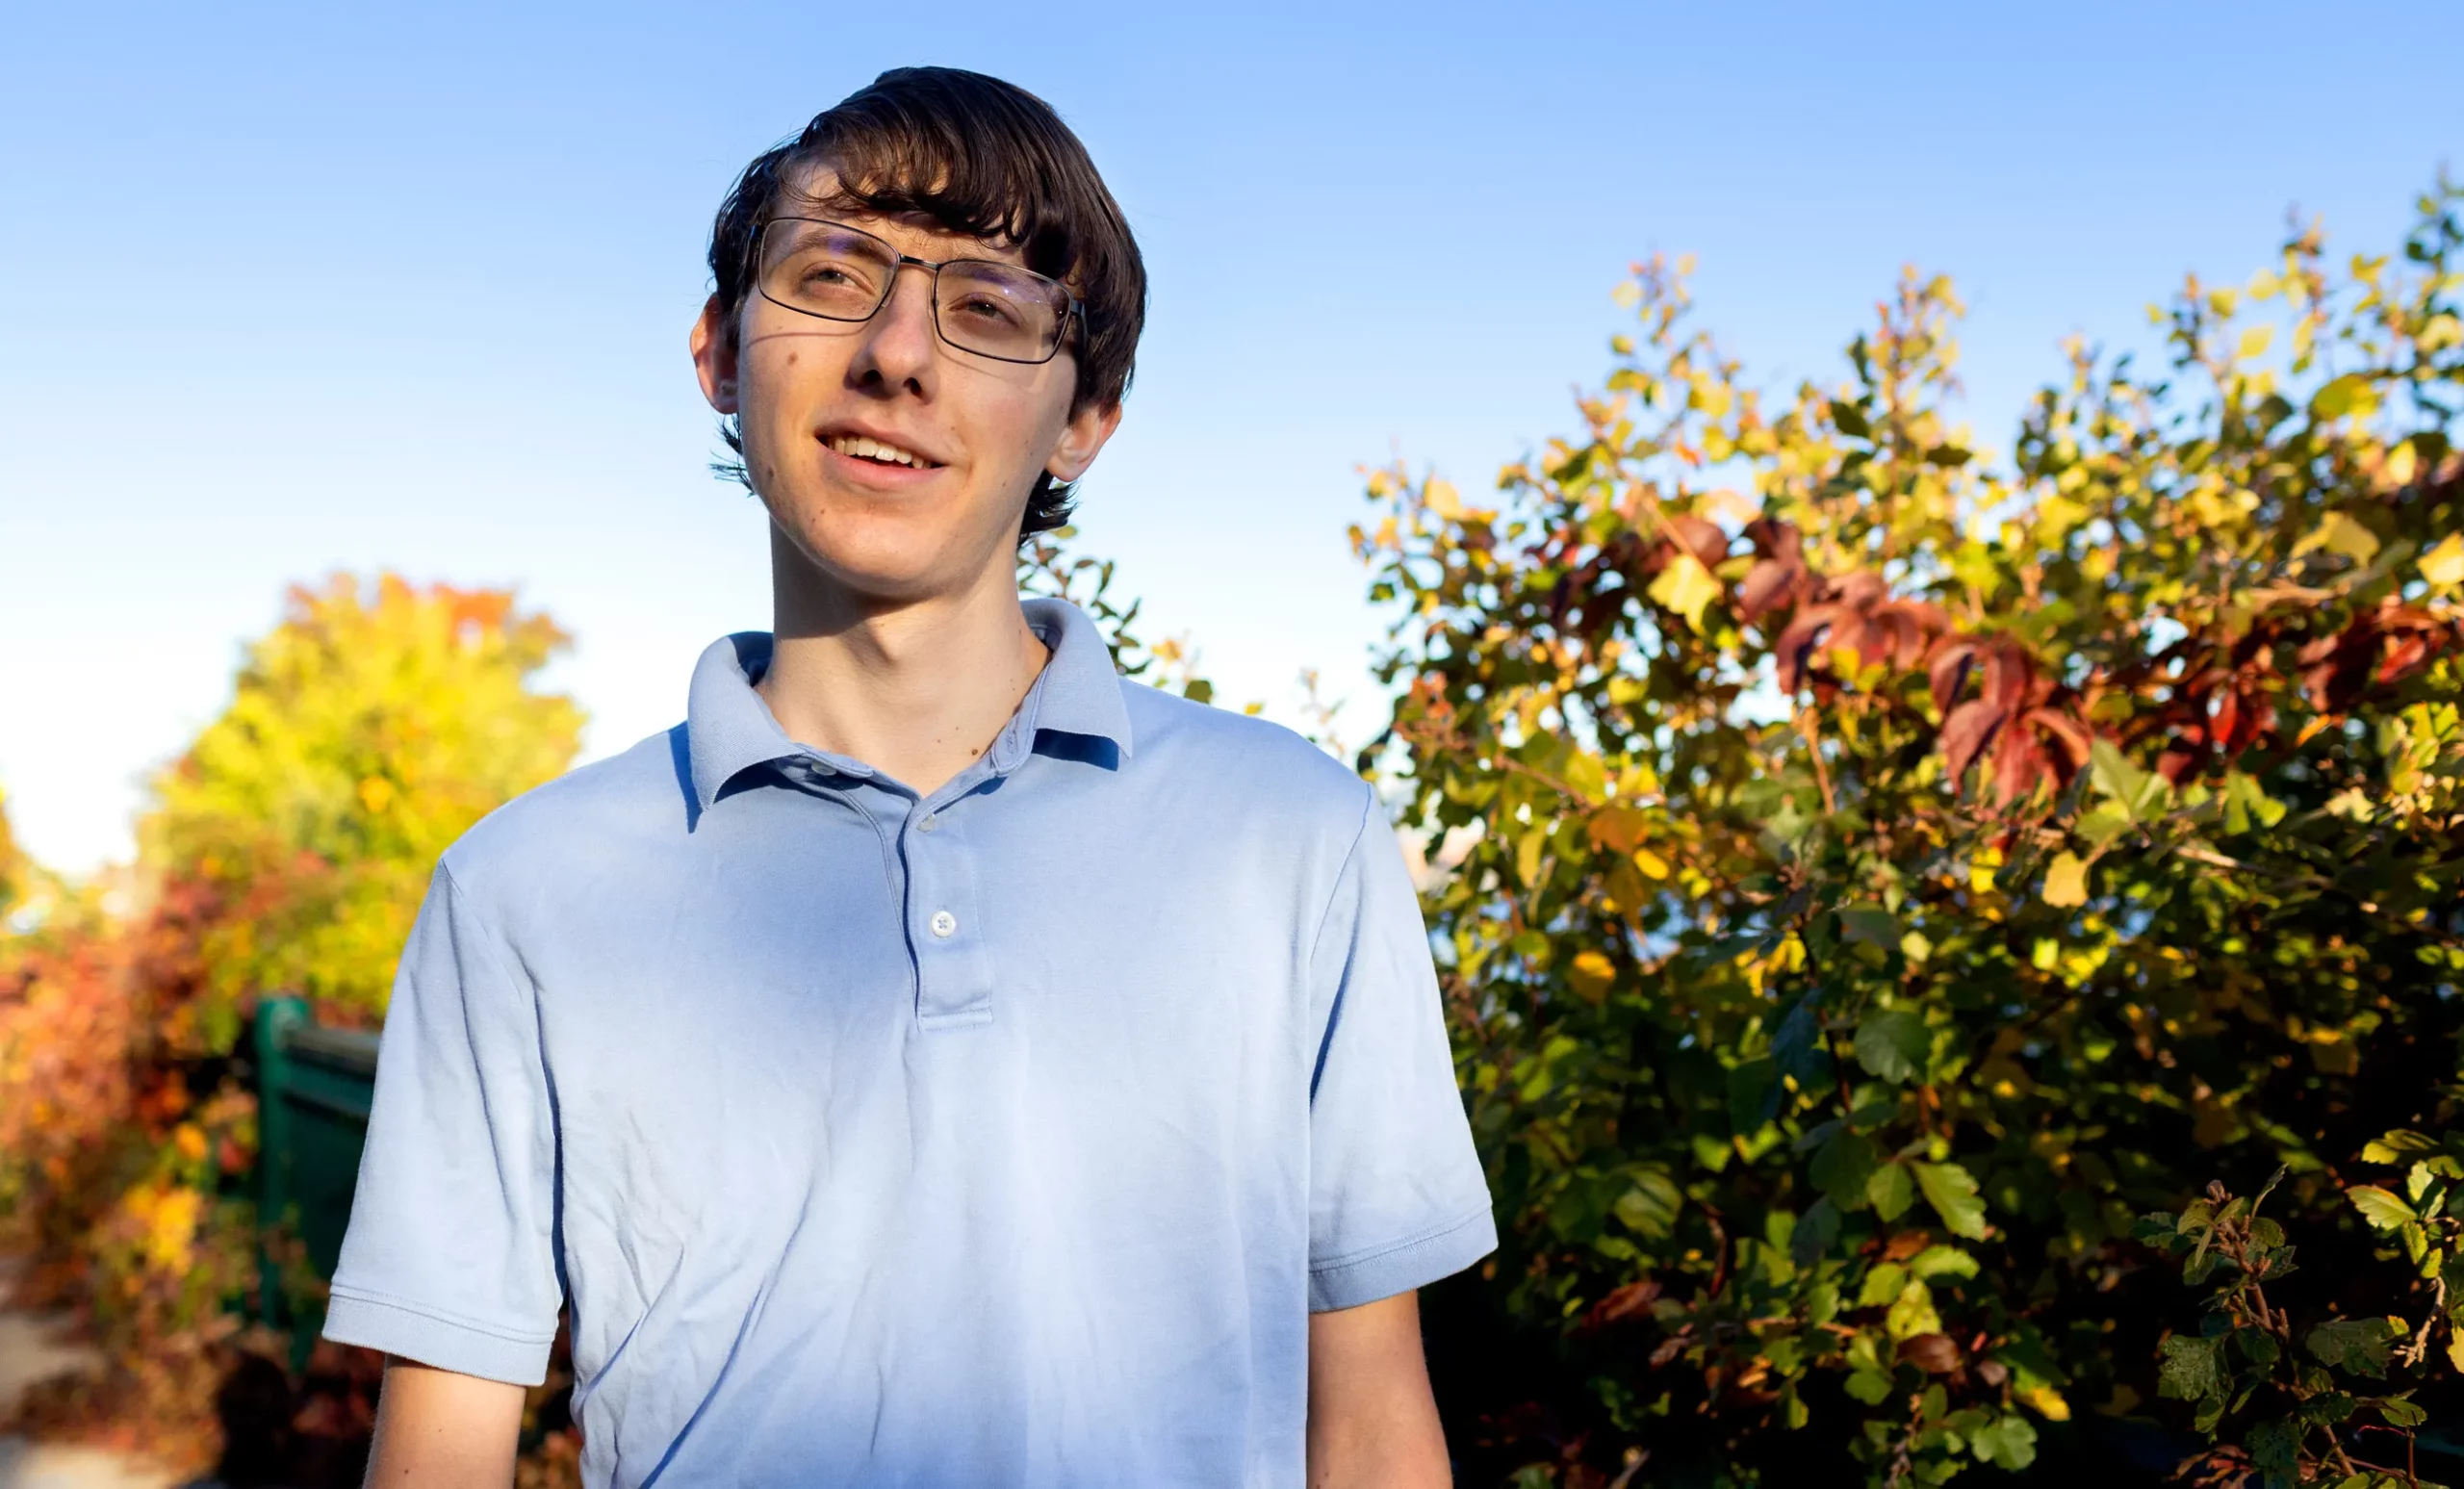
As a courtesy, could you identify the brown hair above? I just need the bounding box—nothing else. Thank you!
[707,67,1146,538]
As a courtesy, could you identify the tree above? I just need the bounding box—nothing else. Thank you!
[1359,185,2464,1485]
[142,573,583,1044]
[0,574,582,1471]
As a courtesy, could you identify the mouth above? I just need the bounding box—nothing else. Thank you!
[820,429,945,471]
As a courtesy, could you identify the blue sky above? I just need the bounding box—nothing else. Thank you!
[4,0,2459,870]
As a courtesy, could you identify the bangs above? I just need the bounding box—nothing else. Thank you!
[787,122,1075,285]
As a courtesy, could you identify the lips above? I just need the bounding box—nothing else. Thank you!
[820,428,944,469]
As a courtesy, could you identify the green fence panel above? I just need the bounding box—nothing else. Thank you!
[252,996,379,1347]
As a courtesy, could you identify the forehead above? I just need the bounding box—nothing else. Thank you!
[774,165,1029,266]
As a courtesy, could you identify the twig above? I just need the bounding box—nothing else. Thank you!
[1796,706,1838,815]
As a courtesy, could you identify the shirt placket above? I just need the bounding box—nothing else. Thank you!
[900,791,995,1030]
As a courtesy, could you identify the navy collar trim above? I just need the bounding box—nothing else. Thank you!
[682,598,1134,812]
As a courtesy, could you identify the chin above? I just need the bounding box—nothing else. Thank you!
[772,505,988,605]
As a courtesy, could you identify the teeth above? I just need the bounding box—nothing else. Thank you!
[829,434,925,468]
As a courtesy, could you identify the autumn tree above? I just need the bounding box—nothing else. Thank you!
[0,575,582,1467]
[1361,185,2464,1485]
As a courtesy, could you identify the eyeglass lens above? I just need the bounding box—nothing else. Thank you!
[757,219,1069,364]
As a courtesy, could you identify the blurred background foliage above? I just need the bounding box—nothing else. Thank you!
[1,187,2460,1485]
[0,578,580,1477]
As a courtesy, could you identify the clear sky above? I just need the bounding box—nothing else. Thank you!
[4,0,2459,871]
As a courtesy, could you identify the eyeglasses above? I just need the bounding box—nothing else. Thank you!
[753,217,1083,366]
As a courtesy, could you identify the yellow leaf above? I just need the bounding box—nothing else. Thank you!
[2235,325,2272,362]
[2042,853,2089,908]
[2292,511,2379,565]
[1633,848,1670,880]
[2422,532,2464,589]
[2018,1386,2072,1422]
[1647,552,1722,632]
[1569,949,1616,1001]
[2383,440,2419,488]
[1424,478,1464,521]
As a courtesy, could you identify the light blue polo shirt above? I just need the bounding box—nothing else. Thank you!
[324,597,1495,1489]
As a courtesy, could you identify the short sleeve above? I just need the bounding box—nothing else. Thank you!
[1304,796,1496,1312]
[321,862,562,1384]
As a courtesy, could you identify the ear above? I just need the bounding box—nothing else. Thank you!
[1046,398,1123,484]
[690,294,739,415]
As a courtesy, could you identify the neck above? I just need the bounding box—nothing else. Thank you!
[757,531,1049,798]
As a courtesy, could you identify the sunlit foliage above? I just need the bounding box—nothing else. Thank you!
[0,576,580,1470]
[1360,185,2464,1485]
[143,574,582,1041]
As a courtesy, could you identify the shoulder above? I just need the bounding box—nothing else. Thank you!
[1117,681,1374,844]
[437,725,692,912]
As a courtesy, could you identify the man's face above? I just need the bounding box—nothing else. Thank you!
[692,177,1119,606]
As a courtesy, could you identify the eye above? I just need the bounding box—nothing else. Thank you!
[950,293,1024,327]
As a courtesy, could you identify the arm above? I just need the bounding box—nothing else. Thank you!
[362,1358,526,1488]
[1305,1290,1450,1489]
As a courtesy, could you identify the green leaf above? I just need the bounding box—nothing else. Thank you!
[1728,1058,1780,1136]
[2348,1186,2418,1233]
[2075,802,2134,851]
[2362,1130,2436,1165]
[1910,1245,1979,1280]
[1855,1010,1929,1084]
[1613,1167,1685,1238]
[1837,903,1900,949]
[2307,1317,2401,1377]
[1844,1369,1892,1405]
[1772,992,1827,1087]
[1831,400,1872,440]
[1869,1163,1916,1222]
[2158,1334,2221,1400]
[2089,738,2169,823]
[2375,1394,2428,1428]
[1647,552,1723,632]
[1791,1196,1841,1270]
[1914,1162,1989,1240]
[1812,1128,1880,1211]
[1968,1412,2039,1470]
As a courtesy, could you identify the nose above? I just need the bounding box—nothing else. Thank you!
[849,262,939,395]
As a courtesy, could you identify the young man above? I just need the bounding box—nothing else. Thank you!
[327,67,1494,1488]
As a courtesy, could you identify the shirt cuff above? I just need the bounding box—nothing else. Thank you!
[321,1287,554,1386]
[1307,1204,1498,1312]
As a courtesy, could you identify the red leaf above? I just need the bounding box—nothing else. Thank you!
[1776,603,1851,691]
[1663,514,1729,570]
[1940,699,2006,788]
[1989,727,2051,806]
[1737,559,1800,622]
[1928,640,1983,714]
[1582,1276,1664,1330]
[1898,1333,1964,1373]
[2025,708,2094,778]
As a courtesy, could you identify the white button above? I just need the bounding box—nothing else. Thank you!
[917,813,939,833]
[929,910,958,938]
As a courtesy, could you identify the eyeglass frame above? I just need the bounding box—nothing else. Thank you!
[749,217,1087,367]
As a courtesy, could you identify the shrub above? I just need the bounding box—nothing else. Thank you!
[1359,185,2464,1485]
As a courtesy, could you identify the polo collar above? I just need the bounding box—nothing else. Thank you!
[683,598,1134,813]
